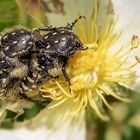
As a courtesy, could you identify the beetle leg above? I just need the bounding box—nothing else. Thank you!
[61,63,72,93]
[61,59,70,85]
[62,67,70,84]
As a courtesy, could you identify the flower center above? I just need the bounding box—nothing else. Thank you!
[70,71,99,91]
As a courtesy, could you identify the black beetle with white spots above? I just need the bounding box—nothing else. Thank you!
[0,16,86,103]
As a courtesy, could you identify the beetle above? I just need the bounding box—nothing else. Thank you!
[0,16,86,102]
[34,16,86,83]
[0,28,36,96]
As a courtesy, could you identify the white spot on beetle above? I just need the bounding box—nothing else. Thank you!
[61,31,65,33]
[45,36,48,39]
[3,35,8,40]
[27,77,34,83]
[11,52,17,56]
[12,32,16,35]
[5,46,9,50]
[21,38,25,41]
[61,37,66,41]
[46,44,50,48]
[32,85,36,89]
[28,89,33,92]
[3,69,6,72]
[42,57,45,60]
[22,40,26,45]
[13,41,18,44]
[21,82,29,90]
[28,42,32,45]
[41,66,45,69]
[33,73,37,78]
[2,78,6,83]
[52,32,57,35]
[0,70,3,74]
[54,40,59,43]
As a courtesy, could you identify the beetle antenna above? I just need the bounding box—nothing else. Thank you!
[66,16,86,30]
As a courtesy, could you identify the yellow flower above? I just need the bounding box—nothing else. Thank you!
[39,7,137,121]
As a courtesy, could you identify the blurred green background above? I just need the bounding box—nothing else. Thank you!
[0,0,140,140]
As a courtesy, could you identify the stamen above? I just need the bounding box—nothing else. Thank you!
[55,80,72,97]
[96,89,113,110]
[47,98,68,109]
[88,90,109,121]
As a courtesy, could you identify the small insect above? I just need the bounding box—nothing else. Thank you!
[0,16,86,102]
[131,35,139,50]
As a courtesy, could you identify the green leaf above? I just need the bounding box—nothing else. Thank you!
[86,105,99,126]
[128,95,140,116]
[123,125,140,140]
[16,103,45,121]
[0,120,14,129]
[5,109,17,119]
[129,112,140,128]
[0,0,19,31]
[0,100,3,108]
[105,127,121,140]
